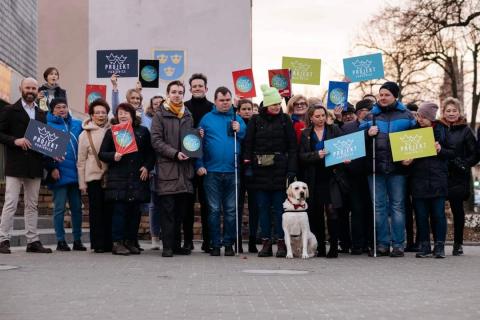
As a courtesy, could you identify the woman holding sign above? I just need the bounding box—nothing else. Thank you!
[298,104,344,258]
[439,97,477,256]
[99,103,154,256]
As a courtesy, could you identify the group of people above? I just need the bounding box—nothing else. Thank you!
[0,67,478,260]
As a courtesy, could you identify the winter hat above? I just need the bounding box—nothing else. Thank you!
[49,97,68,111]
[355,99,374,112]
[379,81,400,98]
[342,103,355,114]
[261,84,282,107]
[417,101,439,122]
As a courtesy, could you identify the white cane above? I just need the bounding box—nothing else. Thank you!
[234,129,240,256]
[372,118,377,258]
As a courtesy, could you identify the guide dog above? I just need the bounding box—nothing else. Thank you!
[282,181,318,259]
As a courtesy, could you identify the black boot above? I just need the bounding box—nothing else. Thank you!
[248,236,258,253]
[317,243,326,257]
[434,241,445,259]
[56,240,71,252]
[258,239,273,257]
[452,243,463,256]
[326,218,339,258]
[73,240,87,251]
[276,239,287,258]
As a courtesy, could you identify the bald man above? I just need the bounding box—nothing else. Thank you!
[0,78,52,253]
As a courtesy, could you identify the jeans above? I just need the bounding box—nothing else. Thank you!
[53,183,83,242]
[413,197,446,243]
[368,174,406,249]
[256,190,285,240]
[111,201,141,242]
[204,173,237,248]
[149,191,161,237]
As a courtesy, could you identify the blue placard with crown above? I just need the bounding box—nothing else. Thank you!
[24,119,69,158]
[324,131,366,167]
[152,49,186,81]
[343,53,384,83]
[96,50,138,78]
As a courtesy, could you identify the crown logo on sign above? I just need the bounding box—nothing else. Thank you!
[400,135,422,144]
[290,61,311,72]
[106,53,117,63]
[38,127,59,143]
[158,54,168,64]
[117,55,127,64]
[164,67,175,77]
[333,139,354,151]
[171,54,182,64]
[352,59,372,69]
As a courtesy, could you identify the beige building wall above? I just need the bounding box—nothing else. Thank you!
[37,0,89,115]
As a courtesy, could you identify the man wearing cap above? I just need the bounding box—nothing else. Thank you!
[360,82,416,257]
[45,98,86,251]
[0,78,52,254]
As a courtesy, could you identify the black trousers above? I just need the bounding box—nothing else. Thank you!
[157,193,189,250]
[183,175,209,245]
[308,186,339,247]
[405,180,418,247]
[348,175,373,249]
[448,196,465,244]
[87,180,112,250]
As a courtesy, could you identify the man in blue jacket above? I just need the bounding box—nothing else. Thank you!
[45,98,86,252]
[196,87,246,257]
[361,82,416,257]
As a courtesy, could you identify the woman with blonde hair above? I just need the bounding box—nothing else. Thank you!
[439,97,477,256]
[287,94,308,143]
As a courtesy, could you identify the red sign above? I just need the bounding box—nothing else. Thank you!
[268,69,291,97]
[111,121,138,155]
[85,84,107,113]
[232,68,256,98]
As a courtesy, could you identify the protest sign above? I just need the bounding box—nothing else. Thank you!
[96,49,138,78]
[139,59,159,88]
[111,121,138,155]
[181,129,203,158]
[232,68,256,98]
[343,53,384,82]
[268,69,291,97]
[327,81,349,109]
[389,127,437,162]
[282,56,321,85]
[85,84,107,113]
[325,131,366,167]
[24,119,69,158]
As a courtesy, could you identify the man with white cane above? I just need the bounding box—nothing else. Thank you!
[196,87,246,257]
[361,82,416,257]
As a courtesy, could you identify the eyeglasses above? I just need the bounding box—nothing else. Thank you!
[293,102,307,107]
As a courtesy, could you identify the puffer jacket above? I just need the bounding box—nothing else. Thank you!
[360,101,417,175]
[99,119,154,202]
[150,104,195,195]
[77,118,110,190]
[243,107,297,191]
[439,117,477,199]
[45,112,83,188]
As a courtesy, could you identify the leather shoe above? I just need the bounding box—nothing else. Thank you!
[174,247,191,255]
[0,240,11,254]
[210,247,221,256]
[27,241,52,253]
[73,240,87,251]
[124,240,141,255]
[56,240,71,251]
[224,245,235,256]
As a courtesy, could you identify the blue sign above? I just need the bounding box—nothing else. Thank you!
[327,81,349,109]
[24,119,69,158]
[343,53,384,83]
[153,49,186,81]
[96,49,138,78]
[324,131,366,167]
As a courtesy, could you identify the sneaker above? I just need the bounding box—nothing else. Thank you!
[73,240,87,251]
[376,246,390,257]
[390,247,404,257]
[112,242,130,256]
[26,241,52,253]
[434,242,446,259]
[210,247,221,256]
[124,240,141,255]
[0,240,11,254]
[151,237,160,250]
[224,245,235,256]
[56,240,71,252]
[452,243,463,256]
[415,242,432,258]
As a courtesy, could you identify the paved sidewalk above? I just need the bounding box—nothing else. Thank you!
[1,243,480,320]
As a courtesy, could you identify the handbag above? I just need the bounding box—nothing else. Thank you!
[86,131,107,188]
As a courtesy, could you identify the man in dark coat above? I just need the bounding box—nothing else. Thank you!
[0,77,52,254]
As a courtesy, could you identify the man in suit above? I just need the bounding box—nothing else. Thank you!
[0,77,52,254]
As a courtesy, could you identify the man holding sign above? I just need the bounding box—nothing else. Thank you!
[0,78,52,254]
[360,81,416,257]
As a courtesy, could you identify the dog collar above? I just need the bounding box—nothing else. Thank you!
[287,199,306,210]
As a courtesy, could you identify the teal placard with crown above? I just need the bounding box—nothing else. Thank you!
[152,49,186,81]
[343,53,384,82]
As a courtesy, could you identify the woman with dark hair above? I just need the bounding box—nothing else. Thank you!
[77,98,112,253]
[38,67,67,111]
[99,103,155,255]
[298,104,345,258]
[439,97,477,256]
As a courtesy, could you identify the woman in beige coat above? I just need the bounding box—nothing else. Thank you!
[77,99,111,253]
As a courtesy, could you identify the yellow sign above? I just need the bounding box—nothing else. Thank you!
[389,127,437,162]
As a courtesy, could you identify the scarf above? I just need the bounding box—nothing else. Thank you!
[165,99,185,118]
[41,83,59,90]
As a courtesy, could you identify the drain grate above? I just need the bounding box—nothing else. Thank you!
[242,269,309,275]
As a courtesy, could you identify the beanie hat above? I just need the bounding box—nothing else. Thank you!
[49,97,68,111]
[379,81,400,98]
[355,99,374,112]
[261,84,282,107]
[342,102,355,114]
[418,101,438,122]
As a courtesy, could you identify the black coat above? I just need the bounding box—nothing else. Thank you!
[298,125,348,209]
[409,123,456,199]
[341,120,369,177]
[243,108,297,191]
[99,123,155,202]
[184,97,213,128]
[38,85,67,101]
[0,99,46,178]
[439,118,478,199]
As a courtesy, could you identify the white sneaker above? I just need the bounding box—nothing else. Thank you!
[151,237,160,250]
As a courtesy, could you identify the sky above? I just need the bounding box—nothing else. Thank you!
[252,0,394,102]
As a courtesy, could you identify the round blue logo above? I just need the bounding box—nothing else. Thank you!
[329,88,346,106]
[183,134,201,152]
[115,129,133,148]
[141,65,158,82]
[236,76,253,93]
[88,92,102,104]
[271,74,288,90]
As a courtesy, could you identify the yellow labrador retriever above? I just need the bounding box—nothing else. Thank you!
[282,181,318,259]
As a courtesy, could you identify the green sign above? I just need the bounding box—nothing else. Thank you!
[389,127,437,162]
[282,56,321,85]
